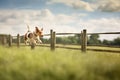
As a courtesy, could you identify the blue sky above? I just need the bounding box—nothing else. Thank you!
[0,0,120,40]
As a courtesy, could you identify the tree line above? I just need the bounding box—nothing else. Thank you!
[87,34,120,46]
[43,34,120,46]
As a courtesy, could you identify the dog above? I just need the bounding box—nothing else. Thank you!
[33,27,43,44]
[24,25,43,45]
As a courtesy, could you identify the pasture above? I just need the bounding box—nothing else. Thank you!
[0,46,120,80]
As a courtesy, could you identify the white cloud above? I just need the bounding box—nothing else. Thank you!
[47,0,120,12]
[47,0,93,11]
[97,0,120,12]
[76,18,120,32]
[0,9,77,35]
[76,18,120,40]
[0,9,120,40]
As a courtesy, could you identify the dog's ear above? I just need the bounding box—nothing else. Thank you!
[41,28,43,31]
[27,24,30,32]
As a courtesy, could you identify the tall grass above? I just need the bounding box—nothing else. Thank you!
[0,46,120,80]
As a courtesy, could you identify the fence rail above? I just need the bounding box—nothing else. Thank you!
[87,32,120,35]
[44,32,120,36]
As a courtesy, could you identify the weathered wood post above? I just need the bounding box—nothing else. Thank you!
[52,31,56,51]
[2,35,6,46]
[17,34,20,47]
[81,31,83,51]
[50,29,56,51]
[8,34,12,47]
[50,29,53,50]
[82,29,87,52]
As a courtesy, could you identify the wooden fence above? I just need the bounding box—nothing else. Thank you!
[0,29,120,53]
[49,29,120,53]
[0,34,7,45]
[49,29,87,52]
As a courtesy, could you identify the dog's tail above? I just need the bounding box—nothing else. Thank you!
[27,24,30,32]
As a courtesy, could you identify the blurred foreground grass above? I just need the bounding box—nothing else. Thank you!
[0,46,120,80]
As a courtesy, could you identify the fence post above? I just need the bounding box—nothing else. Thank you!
[50,29,53,50]
[52,31,56,51]
[82,29,87,52]
[81,31,83,51]
[2,35,6,46]
[8,34,12,47]
[17,34,20,47]
[50,29,56,51]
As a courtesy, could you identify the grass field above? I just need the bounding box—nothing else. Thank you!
[0,46,120,80]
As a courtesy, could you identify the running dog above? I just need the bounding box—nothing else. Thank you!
[24,25,43,45]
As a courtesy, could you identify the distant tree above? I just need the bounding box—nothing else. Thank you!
[56,37,63,44]
[112,37,120,46]
[88,34,101,45]
[56,35,80,45]
[62,37,71,44]
[75,34,81,44]
[68,36,77,44]
[20,36,25,43]
[102,39,112,45]
[102,37,120,46]
[42,38,49,44]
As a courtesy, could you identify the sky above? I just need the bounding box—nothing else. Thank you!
[0,0,120,40]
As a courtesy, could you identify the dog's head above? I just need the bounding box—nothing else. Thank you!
[35,27,43,37]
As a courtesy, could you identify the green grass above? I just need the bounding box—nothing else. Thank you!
[0,46,120,80]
